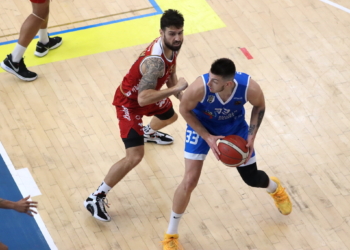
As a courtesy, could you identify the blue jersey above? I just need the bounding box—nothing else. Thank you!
[192,72,250,135]
[184,71,256,164]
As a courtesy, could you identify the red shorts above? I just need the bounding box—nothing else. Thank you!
[114,87,173,138]
[30,0,46,3]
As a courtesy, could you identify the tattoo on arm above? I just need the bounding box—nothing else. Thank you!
[249,109,265,135]
[248,125,256,135]
[257,109,265,129]
[138,57,165,93]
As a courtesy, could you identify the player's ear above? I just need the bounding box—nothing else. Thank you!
[159,28,164,36]
[226,80,234,86]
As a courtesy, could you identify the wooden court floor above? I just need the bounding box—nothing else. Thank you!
[0,0,154,42]
[1,0,350,249]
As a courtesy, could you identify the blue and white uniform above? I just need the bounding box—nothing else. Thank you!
[184,72,256,166]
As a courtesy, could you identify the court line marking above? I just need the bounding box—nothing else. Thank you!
[0,142,57,250]
[319,0,350,13]
[0,7,154,40]
[0,0,226,71]
[0,0,162,46]
[239,47,254,60]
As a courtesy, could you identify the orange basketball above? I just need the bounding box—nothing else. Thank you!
[218,135,249,167]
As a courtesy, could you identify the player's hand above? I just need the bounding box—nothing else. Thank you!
[206,134,225,160]
[13,196,38,216]
[244,135,255,163]
[176,77,188,92]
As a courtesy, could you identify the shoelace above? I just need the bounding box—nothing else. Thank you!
[97,197,110,213]
[19,57,29,70]
[145,131,163,138]
[273,187,288,202]
[161,238,183,250]
[153,131,164,137]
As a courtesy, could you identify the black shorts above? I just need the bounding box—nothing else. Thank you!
[122,107,175,149]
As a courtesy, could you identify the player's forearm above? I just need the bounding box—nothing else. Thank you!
[0,198,15,209]
[175,91,183,100]
[248,105,265,136]
[167,74,183,100]
[138,87,178,107]
[166,73,177,88]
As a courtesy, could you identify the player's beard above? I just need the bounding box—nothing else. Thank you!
[163,36,183,51]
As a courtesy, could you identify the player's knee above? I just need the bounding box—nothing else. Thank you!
[169,112,178,123]
[131,154,143,166]
[32,6,49,20]
[183,176,199,193]
[159,113,178,127]
[241,170,269,188]
[155,107,177,125]
[125,151,144,167]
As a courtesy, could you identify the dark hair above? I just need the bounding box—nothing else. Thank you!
[210,58,236,80]
[160,9,184,30]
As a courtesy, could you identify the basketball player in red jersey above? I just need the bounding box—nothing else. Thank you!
[1,0,62,81]
[84,9,188,222]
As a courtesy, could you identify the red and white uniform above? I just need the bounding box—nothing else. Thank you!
[113,37,178,138]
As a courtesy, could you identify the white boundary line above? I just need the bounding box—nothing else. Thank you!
[319,0,350,13]
[0,142,58,250]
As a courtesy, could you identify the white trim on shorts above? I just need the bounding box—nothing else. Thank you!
[238,155,256,167]
[184,153,257,166]
[184,151,207,160]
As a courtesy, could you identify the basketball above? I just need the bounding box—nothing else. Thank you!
[218,135,249,167]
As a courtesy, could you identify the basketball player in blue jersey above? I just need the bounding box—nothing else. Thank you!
[161,58,292,249]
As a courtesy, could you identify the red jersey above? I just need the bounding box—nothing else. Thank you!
[114,37,178,105]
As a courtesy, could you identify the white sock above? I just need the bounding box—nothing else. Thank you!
[266,178,278,193]
[166,211,183,234]
[93,182,112,196]
[11,43,26,62]
[143,124,155,135]
[38,29,49,44]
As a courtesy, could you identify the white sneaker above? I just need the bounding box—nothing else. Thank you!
[83,193,111,222]
[143,130,174,145]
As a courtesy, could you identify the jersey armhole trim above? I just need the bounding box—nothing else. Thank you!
[200,75,207,103]
[245,75,251,103]
[139,56,165,78]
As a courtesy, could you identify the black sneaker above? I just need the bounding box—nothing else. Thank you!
[1,54,37,81]
[143,130,174,145]
[84,193,111,222]
[34,36,63,57]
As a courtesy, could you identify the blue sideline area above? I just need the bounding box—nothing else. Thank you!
[0,155,50,250]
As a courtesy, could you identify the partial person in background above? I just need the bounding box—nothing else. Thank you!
[0,196,38,250]
[1,0,62,81]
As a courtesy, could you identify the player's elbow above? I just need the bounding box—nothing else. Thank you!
[137,92,148,107]
[255,105,265,112]
[137,97,147,107]
[179,106,190,119]
[179,105,185,117]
